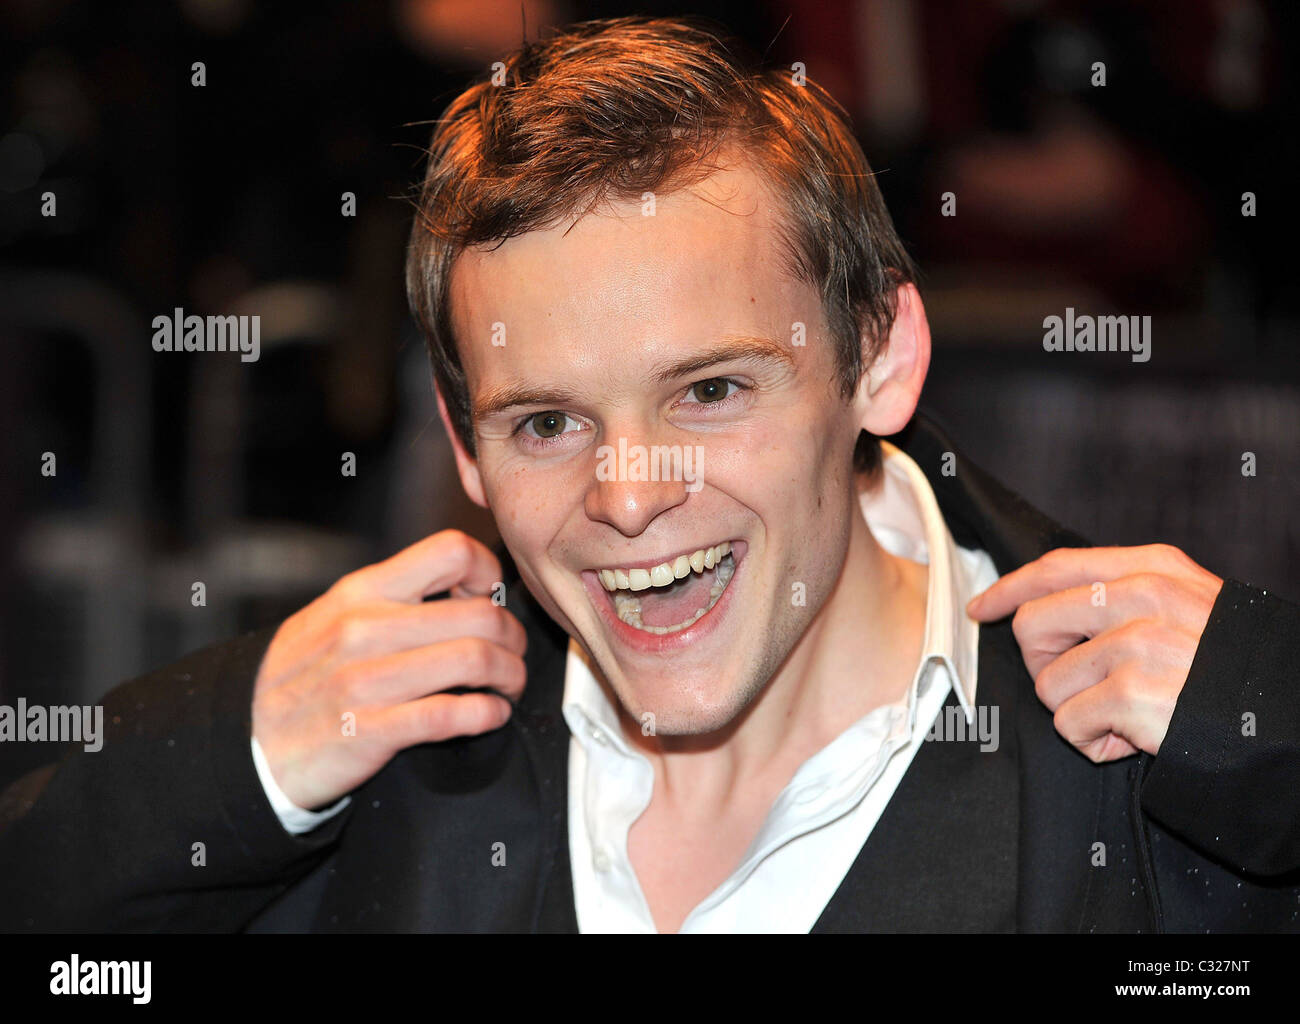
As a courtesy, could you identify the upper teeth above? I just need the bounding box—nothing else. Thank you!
[598,541,732,591]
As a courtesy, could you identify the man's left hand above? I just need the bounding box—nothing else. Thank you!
[966,544,1224,762]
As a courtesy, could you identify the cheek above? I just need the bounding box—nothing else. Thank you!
[481,461,545,535]
[745,422,854,582]
[733,406,844,502]
[481,457,587,550]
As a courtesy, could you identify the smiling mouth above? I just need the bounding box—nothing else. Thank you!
[593,541,738,635]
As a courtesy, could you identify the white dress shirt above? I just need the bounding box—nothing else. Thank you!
[252,441,999,934]
[251,732,350,833]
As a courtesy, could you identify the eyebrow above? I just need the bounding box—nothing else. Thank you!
[471,336,796,421]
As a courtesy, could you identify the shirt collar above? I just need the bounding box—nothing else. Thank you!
[866,440,979,716]
[562,439,981,747]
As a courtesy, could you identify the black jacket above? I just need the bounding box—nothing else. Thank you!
[2,414,1298,932]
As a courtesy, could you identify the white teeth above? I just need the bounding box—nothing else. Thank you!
[598,542,737,591]
[608,547,737,633]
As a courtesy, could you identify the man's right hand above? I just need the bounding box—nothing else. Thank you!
[251,530,528,811]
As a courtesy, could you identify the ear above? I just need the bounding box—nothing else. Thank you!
[435,382,489,509]
[853,282,931,438]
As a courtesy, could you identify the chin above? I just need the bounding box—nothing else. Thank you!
[609,667,762,737]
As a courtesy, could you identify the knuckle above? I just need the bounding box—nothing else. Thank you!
[440,529,475,573]
[335,609,376,653]
[1154,542,1202,579]
[1115,616,1157,653]
[456,635,494,678]
[492,607,526,651]
[1149,542,1186,566]
[465,696,504,734]
[419,694,501,740]
[1128,571,1172,610]
[1051,704,1074,741]
[504,652,526,691]
[416,697,454,738]
[1108,666,1143,708]
[1033,662,1056,707]
[1041,547,1068,567]
[461,595,502,635]
[332,662,371,706]
[1041,547,1074,578]
[1010,604,1033,643]
[330,570,370,605]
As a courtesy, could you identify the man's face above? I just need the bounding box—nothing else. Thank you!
[448,163,869,734]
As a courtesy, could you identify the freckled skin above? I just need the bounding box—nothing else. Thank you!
[443,163,928,744]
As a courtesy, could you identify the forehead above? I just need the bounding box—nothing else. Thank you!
[447,163,820,393]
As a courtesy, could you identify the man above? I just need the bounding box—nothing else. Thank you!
[2,17,1297,933]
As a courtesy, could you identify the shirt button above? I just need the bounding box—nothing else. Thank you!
[589,727,608,746]
[593,847,613,872]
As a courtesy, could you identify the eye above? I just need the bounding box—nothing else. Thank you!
[524,411,571,439]
[509,410,592,449]
[682,378,743,405]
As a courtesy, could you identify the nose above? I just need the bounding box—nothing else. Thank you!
[584,438,691,537]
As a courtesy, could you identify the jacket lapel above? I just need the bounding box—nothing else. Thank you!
[814,412,1098,931]
[503,572,579,932]
[811,674,1021,932]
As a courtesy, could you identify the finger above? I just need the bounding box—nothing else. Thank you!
[1006,581,1129,679]
[342,530,503,604]
[376,691,514,750]
[1031,615,1197,712]
[1028,624,1111,712]
[1052,675,1143,762]
[968,544,1180,621]
[334,597,528,660]
[1010,573,1208,679]
[338,635,528,709]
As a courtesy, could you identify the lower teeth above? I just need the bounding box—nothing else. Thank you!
[611,552,736,634]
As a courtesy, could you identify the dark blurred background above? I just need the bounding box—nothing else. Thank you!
[2,0,1296,786]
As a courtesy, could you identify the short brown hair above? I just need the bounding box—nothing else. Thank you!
[405,15,917,476]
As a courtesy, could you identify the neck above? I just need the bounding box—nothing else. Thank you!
[618,473,930,817]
